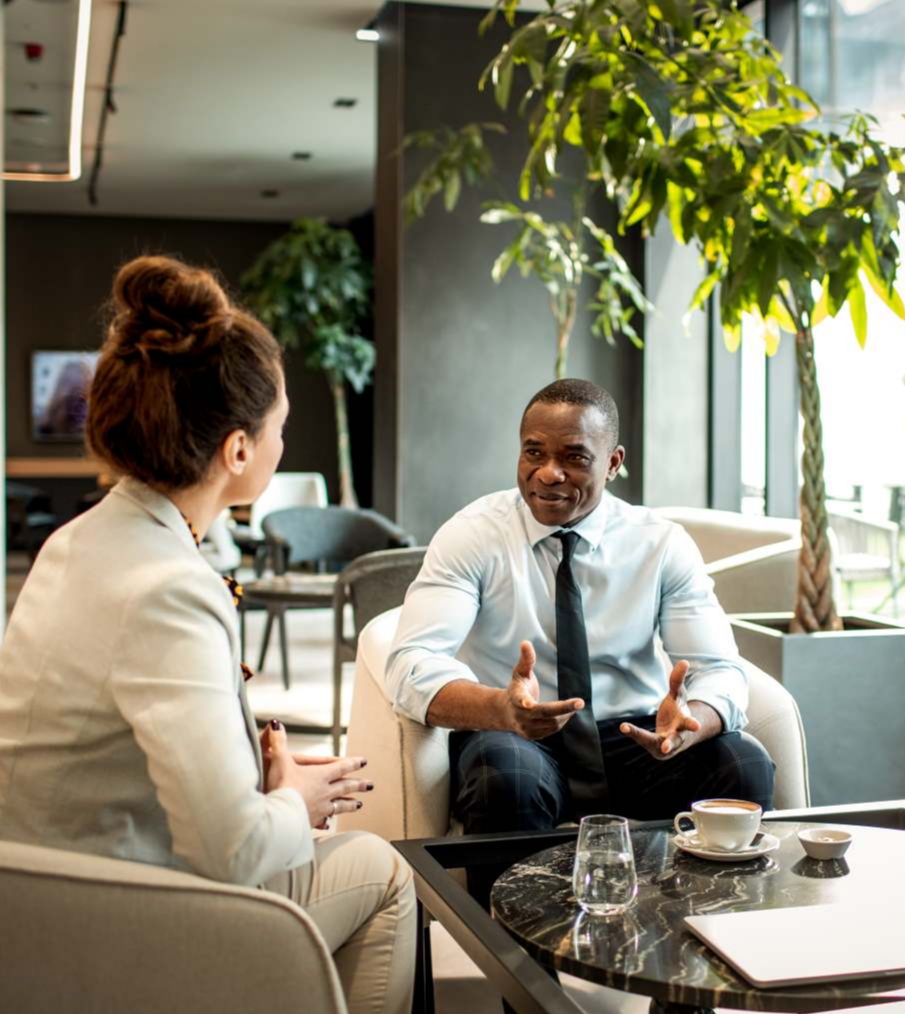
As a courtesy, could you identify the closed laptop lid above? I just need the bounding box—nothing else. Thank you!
[685,903,905,989]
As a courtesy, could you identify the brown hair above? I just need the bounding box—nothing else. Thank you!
[87,255,283,489]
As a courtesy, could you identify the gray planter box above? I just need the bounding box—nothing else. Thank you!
[730,612,905,807]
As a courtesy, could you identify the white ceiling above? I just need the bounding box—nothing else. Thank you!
[4,0,543,222]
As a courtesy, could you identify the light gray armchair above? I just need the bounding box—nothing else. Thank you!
[339,608,810,844]
[654,506,802,615]
[0,839,347,1014]
[827,506,900,615]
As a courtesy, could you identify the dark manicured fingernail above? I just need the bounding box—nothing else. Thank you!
[356,801,363,809]
[366,782,374,791]
[360,759,367,768]
[270,719,283,730]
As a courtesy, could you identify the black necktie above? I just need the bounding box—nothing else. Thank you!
[553,530,608,815]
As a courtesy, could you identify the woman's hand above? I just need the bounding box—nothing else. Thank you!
[261,720,372,828]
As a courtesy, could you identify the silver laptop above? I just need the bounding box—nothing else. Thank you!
[685,904,905,989]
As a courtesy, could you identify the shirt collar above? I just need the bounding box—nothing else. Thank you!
[520,491,610,551]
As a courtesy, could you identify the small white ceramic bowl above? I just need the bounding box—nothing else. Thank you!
[797,828,852,860]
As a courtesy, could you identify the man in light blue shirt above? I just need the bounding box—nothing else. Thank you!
[387,379,774,852]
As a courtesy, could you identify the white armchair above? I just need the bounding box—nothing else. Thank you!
[0,839,346,1014]
[654,507,801,615]
[827,506,900,615]
[339,607,810,843]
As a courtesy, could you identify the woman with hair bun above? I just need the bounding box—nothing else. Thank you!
[0,255,416,1014]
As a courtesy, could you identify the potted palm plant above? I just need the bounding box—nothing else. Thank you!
[242,218,374,508]
[407,0,905,804]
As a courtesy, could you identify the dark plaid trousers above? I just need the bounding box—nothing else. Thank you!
[450,715,775,834]
[450,715,775,911]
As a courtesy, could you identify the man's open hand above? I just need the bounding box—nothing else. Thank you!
[619,660,702,760]
[502,640,584,741]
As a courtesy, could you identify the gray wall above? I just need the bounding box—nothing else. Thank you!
[375,3,645,544]
[4,213,361,506]
[642,230,709,508]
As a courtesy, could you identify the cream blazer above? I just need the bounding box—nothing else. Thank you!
[0,478,313,886]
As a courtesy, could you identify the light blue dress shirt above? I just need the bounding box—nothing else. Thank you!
[386,489,748,732]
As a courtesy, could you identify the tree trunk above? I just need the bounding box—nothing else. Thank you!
[329,372,358,509]
[555,327,570,379]
[791,326,842,633]
[553,289,578,380]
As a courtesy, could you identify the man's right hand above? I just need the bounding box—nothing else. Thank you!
[502,641,584,741]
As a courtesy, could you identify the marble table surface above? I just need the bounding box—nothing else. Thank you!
[490,821,905,1012]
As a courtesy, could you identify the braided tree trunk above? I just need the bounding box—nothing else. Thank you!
[791,326,842,633]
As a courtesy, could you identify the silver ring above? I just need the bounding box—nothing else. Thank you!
[330,801,336,818]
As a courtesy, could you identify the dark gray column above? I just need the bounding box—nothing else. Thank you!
[374,3,644,543]
[708,293,743,512]
[642,230,709,508]
[764,0,801,520]
[765,337,800,519]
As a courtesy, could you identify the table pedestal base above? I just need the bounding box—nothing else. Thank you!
[650,1001,715,1014]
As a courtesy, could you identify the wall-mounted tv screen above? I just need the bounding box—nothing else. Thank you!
[31,350,100,442]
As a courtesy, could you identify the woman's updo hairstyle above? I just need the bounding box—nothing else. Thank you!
[87,255,283,489]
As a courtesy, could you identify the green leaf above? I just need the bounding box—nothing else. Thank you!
[811,279,830,327]
[480,202,523,224]
[723,321,742,353]
[848,275,868,348]
[624,53,672,139]
[563,112,583,147]
[492,244,517,283]
[494,56,514,110]
[690,269,720,313]
[863,267,905,320]
[657,0,694,37]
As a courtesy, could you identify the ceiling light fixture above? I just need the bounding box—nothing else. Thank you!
[3,0,92,182]
[356,28,379,42]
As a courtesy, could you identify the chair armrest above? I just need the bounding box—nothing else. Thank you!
[765,800,905,830]
[0,841,346,1014]
[362,510,417,549]
[744,662,810,809]
[707,540,800,614]
[339,610,451,841]
[265,533,290,575]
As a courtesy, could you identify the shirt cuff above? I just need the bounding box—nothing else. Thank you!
[392,656,480,724]
[685,674,748,733]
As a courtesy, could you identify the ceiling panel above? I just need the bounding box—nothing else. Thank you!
[4,0,544,221]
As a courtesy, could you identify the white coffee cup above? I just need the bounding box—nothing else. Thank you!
[673,798,762,851]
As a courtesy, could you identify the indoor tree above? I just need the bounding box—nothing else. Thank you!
[241,218,374,508]
[407,0,905,633]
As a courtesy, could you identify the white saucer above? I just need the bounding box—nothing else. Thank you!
[673,832,779,862]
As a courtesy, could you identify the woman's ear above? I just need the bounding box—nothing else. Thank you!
[221,429,250,477]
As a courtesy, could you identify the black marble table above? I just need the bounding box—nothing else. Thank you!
[491,822,905,1014]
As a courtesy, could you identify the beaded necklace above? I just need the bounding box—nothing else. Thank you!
[183,512,254,682]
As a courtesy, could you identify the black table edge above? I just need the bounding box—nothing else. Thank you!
[392,804,905,1014]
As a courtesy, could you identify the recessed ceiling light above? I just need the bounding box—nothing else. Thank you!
[333,98,357,109]
[6,107,51,124]
[291,151,312,161]
[261,188,280,199]
[356,29,379,42]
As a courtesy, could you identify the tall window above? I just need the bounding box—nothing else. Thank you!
[799,0,905,521]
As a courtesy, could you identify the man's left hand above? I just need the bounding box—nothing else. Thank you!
[619,660,713,761]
